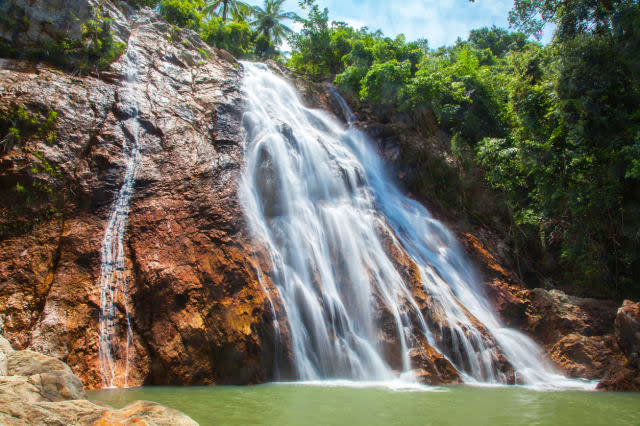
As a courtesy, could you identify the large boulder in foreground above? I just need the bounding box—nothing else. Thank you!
[0,398,198,426]
[0,335,197,425]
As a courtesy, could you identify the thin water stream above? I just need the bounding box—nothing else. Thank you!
[97,36,142,389]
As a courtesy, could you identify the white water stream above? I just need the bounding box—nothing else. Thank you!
[239,62,593,390]
[97,37,142,389]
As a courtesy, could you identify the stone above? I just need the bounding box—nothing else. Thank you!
[0,335,197,425]
[0,335,14,356]
[549,334,625,379]
[615,300,640,363]
[92,400,198,425]
[7,350,73,377]
[0,351,6,376]
[597,364,640,392]
[0,397,198,425]
[410,346,461,385]
[28,371,86,401]
[0,373,84,403]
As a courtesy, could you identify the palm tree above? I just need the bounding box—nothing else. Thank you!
[250,0,300,46]
[203,0,252,21]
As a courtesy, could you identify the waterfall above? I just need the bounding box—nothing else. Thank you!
[239,62,592,389]
[97,36,142,389]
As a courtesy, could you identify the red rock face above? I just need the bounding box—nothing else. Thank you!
[597,300,640,391]
[615,300,640,361]
[0,12,289,389]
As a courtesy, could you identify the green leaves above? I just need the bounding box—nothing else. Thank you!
[200,17,252,57]
[160,0,204,30]
[359,60,411,105]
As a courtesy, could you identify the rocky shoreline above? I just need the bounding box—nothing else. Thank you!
[0,334,197,425]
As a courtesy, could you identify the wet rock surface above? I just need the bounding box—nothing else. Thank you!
[615,300,640,363]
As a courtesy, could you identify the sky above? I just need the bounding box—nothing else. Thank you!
[245,0,554,48]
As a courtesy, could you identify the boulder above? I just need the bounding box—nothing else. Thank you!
[0,398,198,426]
[615,300,640,365]
[597,364,640,392]
[0,334,198,425]
[27,371,86,401]
[0,373,84,403]
[92,400,198,426]
[7,350,73,377]
[409,346,461,385]
[549,334,625,379]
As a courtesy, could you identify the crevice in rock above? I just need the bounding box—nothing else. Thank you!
[31,213,66,340]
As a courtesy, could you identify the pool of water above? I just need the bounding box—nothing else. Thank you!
[89,382,640,425]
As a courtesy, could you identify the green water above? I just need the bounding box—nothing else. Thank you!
[89,383,640,426]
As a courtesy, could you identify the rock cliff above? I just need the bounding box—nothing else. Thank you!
[0,5,286,389]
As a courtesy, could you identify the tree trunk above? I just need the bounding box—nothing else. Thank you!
[222,0,229,21]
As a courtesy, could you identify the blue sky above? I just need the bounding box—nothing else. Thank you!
[245,0,553,48]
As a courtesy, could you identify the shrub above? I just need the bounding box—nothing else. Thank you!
[159,0,203,31]
[359,60,411,105]
[200,17,252,58]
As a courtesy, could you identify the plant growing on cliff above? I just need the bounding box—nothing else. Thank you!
[0,105,57,153]
[160,0,204,30]
[200,17,252,57]
[0,104,62,239]
[0,4,126,74]
[79,16,127,72]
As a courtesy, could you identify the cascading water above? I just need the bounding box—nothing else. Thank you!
[97,36,142,389]
[239,62,593,389]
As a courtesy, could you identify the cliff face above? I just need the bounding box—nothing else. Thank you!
[0,7,286,389]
